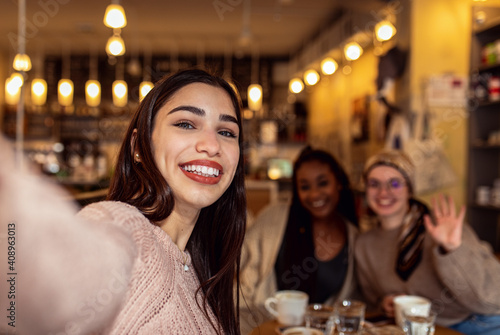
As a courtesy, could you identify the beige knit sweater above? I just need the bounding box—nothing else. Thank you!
[354,223,500,326]
[0,137,219,334]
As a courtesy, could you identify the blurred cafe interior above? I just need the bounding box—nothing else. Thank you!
[2,0,500,253]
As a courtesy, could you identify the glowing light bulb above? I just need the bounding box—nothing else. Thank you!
[31,79,47,106]
[289,78,304,94]
[103,4,127,29]
[140,81,154,101]
[321,58,338,75]
[344,42,363,61]
[304,69,320,86]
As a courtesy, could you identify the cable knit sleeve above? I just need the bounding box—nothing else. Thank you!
[0,137,136,335]
[433,224,500,315]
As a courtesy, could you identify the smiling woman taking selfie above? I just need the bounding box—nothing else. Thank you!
[0,69,246,335]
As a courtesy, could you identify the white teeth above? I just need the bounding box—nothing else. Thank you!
[312,200,326,208]
[182,164,220,177]
[378,199,393,205]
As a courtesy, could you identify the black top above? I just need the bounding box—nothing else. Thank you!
[313,240,349,303]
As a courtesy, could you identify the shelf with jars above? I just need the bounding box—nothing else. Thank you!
[468,5,500,252]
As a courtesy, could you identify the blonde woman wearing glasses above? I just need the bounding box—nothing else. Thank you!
[354,150,500,335]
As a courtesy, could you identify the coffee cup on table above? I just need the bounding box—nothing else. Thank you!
[393,295,431,329]
[264,290,309,326]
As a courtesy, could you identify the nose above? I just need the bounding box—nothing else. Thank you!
[308,186,322,200]
[195,129,221,157]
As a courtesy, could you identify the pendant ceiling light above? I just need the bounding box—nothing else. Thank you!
[103,3,127,29]
[31,79,47,106]
[113,57,128,107]
[5,73,24,105]
[247,49,262,112]
[58,48,73,107]
[106,31,126,56]
[85,50,101,107]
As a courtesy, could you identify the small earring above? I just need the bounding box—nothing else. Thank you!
[134,153,140,163]
[135,153,139,159]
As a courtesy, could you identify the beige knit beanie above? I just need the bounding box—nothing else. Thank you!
[363,150,415,193]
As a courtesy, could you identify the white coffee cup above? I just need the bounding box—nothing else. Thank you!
[282,326,324,335]
[393,295,431,329]
[264,290,309,326]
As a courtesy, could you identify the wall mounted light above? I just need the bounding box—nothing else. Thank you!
[103,3,127,29]
[321,57,338,75]
[31,78,47,106]
[248,84,263,111]
[289,78,304,94]
[304,69,320,86]
[344,41,363,61]
[375,20,396,42]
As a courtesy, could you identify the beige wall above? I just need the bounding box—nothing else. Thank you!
[410,0,470,208]
[306,49,380,184]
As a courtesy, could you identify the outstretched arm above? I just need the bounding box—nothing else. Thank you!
[0,137,135,334]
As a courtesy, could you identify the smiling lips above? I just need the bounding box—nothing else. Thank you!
[180,160,223,185]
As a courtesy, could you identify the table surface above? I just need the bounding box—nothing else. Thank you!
[249,320,464,335]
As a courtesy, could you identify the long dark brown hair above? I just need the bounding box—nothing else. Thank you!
[107,69,246,334]
[275,146,358,297]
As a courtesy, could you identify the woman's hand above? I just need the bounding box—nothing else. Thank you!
[424,194,466,253]
[381,294,398,317]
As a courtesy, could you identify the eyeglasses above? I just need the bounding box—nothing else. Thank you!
[366,178,406,193]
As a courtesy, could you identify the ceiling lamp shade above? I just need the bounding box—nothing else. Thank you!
[106,33,126,56]
[103,4,127,29]
[321,57,338,75]
[85,80,101,107]
[304,69,320,86]
[31,78,47,106]
[247,84,263,111]
[375,20,396,42]
[289,78,304,94]
[13,53,32,72]
[5,73,24,105]
[112,80,128,107]
[344,42,363,61]
[58,79,74,107]
[139,81,154,101]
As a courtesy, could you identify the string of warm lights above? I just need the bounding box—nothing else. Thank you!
[288,13,397,94]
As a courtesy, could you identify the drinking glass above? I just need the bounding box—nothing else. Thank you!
[401,307,436,335]
[333,300,366,335]
[304,303,334,331]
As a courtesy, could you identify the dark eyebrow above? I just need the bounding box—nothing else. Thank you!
[168,105,205,116]
[168,105,238,125]
[220,114,238,124]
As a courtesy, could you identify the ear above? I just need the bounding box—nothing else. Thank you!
[130,129,140,163]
